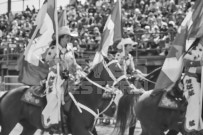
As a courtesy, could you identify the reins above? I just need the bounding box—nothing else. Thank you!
[135,66,162,84]
[68,60,127,126]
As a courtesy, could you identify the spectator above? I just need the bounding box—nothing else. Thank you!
[148,0,159,12]
[25,5,31,12]
[0,0,191,57]
[32,5,36,14]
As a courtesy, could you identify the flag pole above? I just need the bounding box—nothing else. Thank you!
[64,8,67,26]
[54,0,59,59]
[53,0,60,81]
[54,0,62,127]
[54,0,60,81]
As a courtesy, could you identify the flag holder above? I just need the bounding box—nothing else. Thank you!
[54,0,64,134]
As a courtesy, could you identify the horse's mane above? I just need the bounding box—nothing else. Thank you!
[86,62,101,78]
[76,61,103,91]
[151,77,183,98]
[169,79,184,98]
[88,57,110,74]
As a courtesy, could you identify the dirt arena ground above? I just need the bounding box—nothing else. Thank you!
[9,122,183,135]
[9,122,142,135]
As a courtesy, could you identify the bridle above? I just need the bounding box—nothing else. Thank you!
[68,59,127,129]
[104,60,128,87]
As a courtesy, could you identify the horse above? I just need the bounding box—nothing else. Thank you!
[132,67,203,135]
[39,96,117,135]
[116,79,188,135]
[0,59,131,135]
[127,66,162,135]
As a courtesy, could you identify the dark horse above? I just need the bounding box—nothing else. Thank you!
[0,59,131,135]
[127,66,162,135]
[116,79,188,135]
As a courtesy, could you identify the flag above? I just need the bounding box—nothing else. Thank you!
[154,7,195,90]
[92,0,122,67]
[7,12,14,24]
[154,0,203,90]
[78,0,86,5]
[58,9,67,27]
[67,0,76,5]
[18,0,56,86]
[7,12,14,31]
[188,0,203,39]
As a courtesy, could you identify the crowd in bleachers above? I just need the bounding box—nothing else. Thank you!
[0,0,196,58]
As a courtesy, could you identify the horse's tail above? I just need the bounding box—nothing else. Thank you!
[116,94,137,135]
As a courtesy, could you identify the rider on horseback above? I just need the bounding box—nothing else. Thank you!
[33,26,81,96]
[116,38,146,93]
[36,26,82,130]
[182,38,203,132]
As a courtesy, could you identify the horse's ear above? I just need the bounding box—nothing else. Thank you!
[93,62,103,78]
[103,56,110,63]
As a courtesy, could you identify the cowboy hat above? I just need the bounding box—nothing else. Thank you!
[117,38,137,49]
[58,26,78,37]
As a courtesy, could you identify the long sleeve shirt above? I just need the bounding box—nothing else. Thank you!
[115,52,135,75]
[183,41,203,76]
[42,43,81,74]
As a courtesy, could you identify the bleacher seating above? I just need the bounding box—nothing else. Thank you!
[4,75,24,91]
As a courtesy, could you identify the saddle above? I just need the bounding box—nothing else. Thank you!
[32,84,46,98]
[158,92,179,109]
[21,86,46,107]
[21,86,71,134]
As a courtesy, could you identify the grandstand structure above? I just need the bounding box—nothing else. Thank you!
[0,50,165,91]
[1,0,182,90]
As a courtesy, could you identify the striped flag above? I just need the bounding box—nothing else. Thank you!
[7,12,14,31]
[18,0,56,86]
[154,6,195,90]
[92,0,122,67]
[155,0,203,91]
[188,0,203,39]
[7,12,14,25]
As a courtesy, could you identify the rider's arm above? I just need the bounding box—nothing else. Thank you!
[129,54,136,72]
[184,59,201,67]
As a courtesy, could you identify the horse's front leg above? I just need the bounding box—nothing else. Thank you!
[20,121,37,135]
[148,128,165,135]
[166,129,179,135]
[72,127,94,135]
[129,126,136,135]
[92,127,98,135]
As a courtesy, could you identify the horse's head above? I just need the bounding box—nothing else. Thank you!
[167,79,188,111]
[88,58,131,95]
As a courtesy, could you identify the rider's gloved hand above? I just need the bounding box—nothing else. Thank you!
[132,69,148,81]
[135,69,147,76]
[61,69,69,80]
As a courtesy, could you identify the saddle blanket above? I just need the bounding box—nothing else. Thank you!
[158,93,178,109]
[21,89,44,107]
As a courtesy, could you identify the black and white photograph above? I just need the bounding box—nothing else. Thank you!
[0,0,201,135]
